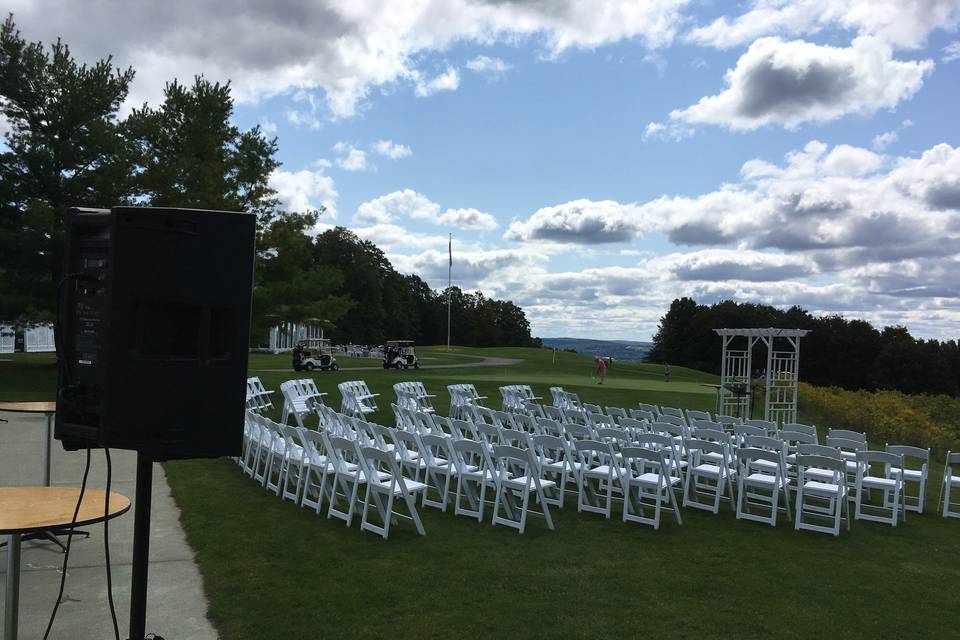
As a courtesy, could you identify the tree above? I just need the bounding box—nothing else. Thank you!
[122,76,280,224]
[646,296,960,397]
[251,210,350,346]
[0,15,135,321]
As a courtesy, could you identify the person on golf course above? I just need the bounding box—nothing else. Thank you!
[595,356,607,384]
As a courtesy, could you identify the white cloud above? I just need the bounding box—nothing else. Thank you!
[821,144,883,177]
[269,167,338,216]
[391,247,544,289]
[506,199,644,244]
[371,139,412,159]
[354,224,449,251]
[687,0,960,50]
[355,189,498,230]
[465,56,512,76]
[437,208,499,231]
[668,37,932,131]
[872,130,898,151]
[258,117,278,136]
[872,117,915,151]
[506,141,960,279]
[943,40,960,62]
[356,189,439,224]
[332,142,369,172]
[645,249,817,282]
[284,90,324,129]
[8,0,690,119]
[642,52,668,76]
[414,66,461,97]
[643,120,694,142]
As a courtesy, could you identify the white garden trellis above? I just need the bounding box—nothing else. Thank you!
[714,328,809,425]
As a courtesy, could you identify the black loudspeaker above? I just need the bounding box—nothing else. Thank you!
[55,206,256,460]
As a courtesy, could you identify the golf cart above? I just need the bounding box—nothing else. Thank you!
[383,340,419,369]
[293,338,339,372]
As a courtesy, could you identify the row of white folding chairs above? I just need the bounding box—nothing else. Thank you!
[246,376,275,413]
[279,379,327,427]
[401,411,929,534]
[250,407,558,536]
[499,385,541,413]
[447,383,486,420]
[241,411,427,539]
[338,380,379,419]
[393,381,436,413]
[541,423,916,535]
[244,407,950,539]
[534,418,925,534]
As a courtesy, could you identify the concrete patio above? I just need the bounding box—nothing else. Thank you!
[0,411,218,639]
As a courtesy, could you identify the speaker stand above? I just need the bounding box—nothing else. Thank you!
[127,452,154,640]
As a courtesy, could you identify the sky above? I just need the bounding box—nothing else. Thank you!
[8,0,960,341]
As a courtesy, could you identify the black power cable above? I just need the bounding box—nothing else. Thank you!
[42,446,91,640]
[104,447,120,640]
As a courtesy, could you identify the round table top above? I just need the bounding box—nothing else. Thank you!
[0,487,130,535]
[0,401,57,414]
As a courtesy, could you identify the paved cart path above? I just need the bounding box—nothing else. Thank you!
[250,355,523,373]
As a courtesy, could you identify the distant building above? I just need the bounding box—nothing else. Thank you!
[0,322,56,353]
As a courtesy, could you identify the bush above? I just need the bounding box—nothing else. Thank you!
[799,383,960,459]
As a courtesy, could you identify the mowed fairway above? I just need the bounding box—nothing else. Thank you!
[3,348,959,638]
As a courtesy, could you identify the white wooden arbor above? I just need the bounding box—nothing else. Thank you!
[714,328,809,424]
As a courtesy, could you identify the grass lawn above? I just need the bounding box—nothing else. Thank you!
[3,347,959,638]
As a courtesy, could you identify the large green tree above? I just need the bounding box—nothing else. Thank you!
[251,210,350,346]
[122,76,280,223]
[0,15,135,321]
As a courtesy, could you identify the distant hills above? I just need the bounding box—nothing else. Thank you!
[540,337,654,362]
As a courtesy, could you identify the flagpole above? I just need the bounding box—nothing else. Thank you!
[447,233,452,351]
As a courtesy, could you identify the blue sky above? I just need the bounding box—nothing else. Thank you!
[11,0,960,340]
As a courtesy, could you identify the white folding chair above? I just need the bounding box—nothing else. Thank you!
[735,447,791,526]
[683,438,735,514]
[854,450,906,526]
[638,403,660,417]
[659,406,684,422]
[531,434,581,507]
[744,419,778,436]
[939,451,960,518]
[450,438,497,522]
[605,406,628,423]
[795,453,850,536]
[575,440,621,518]
[685,409,712,423]
[782,422,818,439]
[491,445,556,534]
[418,433,457,512]
[885,445,930,513]
[298,429,336,513]
[327,436,384,526]
[278,425,307,502]
[359,446,427,539]
[388,428,427,483]
[620,446,683,530]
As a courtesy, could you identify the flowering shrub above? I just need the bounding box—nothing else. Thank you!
[799,383,960,459]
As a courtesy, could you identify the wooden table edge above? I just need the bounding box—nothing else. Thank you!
[0,402,57,414]
[0,490,131,535]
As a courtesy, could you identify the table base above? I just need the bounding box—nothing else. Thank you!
[4,533,21,640]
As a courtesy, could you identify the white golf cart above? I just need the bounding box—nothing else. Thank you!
[383,340,419,369]
[293,338,339,372]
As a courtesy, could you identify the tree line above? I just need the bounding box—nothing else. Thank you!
[0,16,539,349]
[646,297,960,397]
